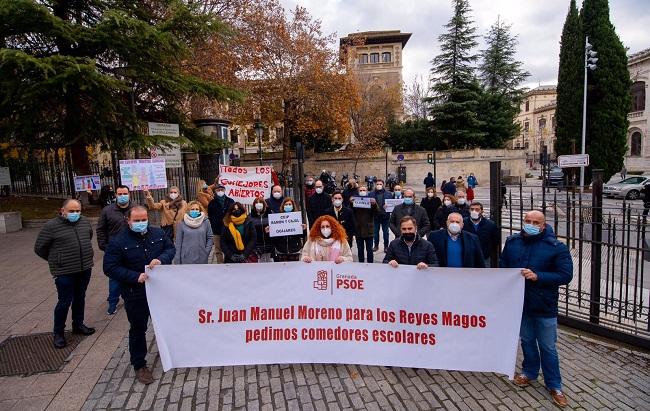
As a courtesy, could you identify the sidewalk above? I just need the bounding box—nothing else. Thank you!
[1,227,649,411]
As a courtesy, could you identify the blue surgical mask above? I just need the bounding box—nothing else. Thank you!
[189,210,201,218]
[66,212,81,223]
[403,197,414,205]
[523,224,541,236]
[117,194,129,205]
[130,221,148,233]
[284,205,294,212]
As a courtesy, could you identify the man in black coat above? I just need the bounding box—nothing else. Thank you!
[427,212,484,268]
[389,188,431,237]
[307,180,332,228]
[326,191,355,248]
[342,179,359,207]
[384,216,438,269]
[265,185,284,213]
[97,184,133,315]
[35,199,96,348]
[207,184,234,263]
[463,201,499,267]
[103,206,175,385]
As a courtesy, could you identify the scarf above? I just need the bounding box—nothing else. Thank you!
[310,237,342,261]
[183,213,206,229]
[227,213,247,251]
[165,195,184,210]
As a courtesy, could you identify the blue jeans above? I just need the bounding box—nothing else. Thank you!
[53,269,92,334]
[374,214,390,248]
[520,315,562,390]
[356,237,374,263]
[108,278,121,306]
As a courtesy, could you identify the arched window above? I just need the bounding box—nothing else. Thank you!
[631,81,645,112]
[630,131,642,157]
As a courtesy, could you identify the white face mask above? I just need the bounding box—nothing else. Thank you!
[457,198,466,205]
[315,187,323,194]
[321,227,332,238]
[216,191,225,197]
[255,203,264,211]
[376,184,383,190]
[272,192,282,199]
[333,199,342,207]
[444,200,452,207]
[359,191,367,196]
[169,193,179,200]
[470,211,481,220]
[448,222,461,234]
[427,192,434,198]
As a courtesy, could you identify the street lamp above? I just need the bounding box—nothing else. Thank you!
[383,142,391,180]
[254,118,264,166]
[580,36,598,192]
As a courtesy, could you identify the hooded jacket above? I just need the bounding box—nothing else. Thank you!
[500,225,573,318]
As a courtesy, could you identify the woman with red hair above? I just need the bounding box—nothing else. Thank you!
[301,215,353,264]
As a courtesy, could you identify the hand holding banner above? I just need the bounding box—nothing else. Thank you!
[219,165,272,204]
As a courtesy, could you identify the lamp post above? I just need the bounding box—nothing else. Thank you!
[254,118,264,166]
[580,36,598,192]
[383,142,391,180]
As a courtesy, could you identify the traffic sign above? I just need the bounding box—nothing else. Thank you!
[558,154,590,168]
[396,154,404,162]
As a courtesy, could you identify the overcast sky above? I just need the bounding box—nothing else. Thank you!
[279,0,650,89]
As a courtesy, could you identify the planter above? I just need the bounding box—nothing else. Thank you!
[0,212,22,233]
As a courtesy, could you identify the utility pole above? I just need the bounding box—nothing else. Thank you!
[580,36,598,192]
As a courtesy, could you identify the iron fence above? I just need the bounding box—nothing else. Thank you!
[499,173,650,349]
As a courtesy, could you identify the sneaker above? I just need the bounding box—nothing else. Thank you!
[135,366,154,385]
[72,324,96,336]
[53,333,66,349]
[372,245,379,252]
[548,389,568,407]
[513,374,533,387]
[107,303,117,315]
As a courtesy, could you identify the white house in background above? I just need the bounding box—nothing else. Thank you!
[627,48,650,173]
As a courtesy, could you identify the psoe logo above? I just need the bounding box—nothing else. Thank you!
[336,273,365,290]
[313,270,328,291]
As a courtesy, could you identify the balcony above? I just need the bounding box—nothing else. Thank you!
[628,111,644,119]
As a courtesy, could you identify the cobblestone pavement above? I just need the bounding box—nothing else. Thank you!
[82,326,650,411]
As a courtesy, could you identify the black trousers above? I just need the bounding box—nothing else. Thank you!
[53,269,92,334]
[123,295,150,370]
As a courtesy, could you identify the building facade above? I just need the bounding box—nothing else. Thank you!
[511,85,557,165]
[627,48,649,172]
[340,30,411,121]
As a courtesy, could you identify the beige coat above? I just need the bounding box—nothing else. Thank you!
[301,238,353,262]
[145,197,188,229]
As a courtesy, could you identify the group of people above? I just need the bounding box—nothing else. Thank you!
[33,173,573,407]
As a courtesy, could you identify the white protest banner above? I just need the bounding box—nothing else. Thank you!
[74,175,101,191]
[0,167,10,186]
[218,165,272,205]
[268,212,303,237]
[385,198,403,212]
[351,197,371,209]
[147,263,524,378]
[119,159,168,191]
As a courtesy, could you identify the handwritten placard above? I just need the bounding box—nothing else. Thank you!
[268,212,303,237]
[384,198,404,212]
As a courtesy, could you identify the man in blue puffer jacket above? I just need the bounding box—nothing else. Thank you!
[104,205,175,385]
[500,210,573,408]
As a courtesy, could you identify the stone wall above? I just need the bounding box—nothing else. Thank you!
[242,148,527,188]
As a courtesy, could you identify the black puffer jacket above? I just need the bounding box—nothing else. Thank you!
[35,216,94,276]
[220,219,257,262]
[96,203,132,250]
[383,235,439,266]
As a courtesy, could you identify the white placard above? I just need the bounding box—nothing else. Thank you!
[218,165,273,205]
[384,198,404,212]
[150,145,181,168]
[0,167,10,186]
[558,154,589,168]
[351,197,372,209]
[74,175,101,191]
[119,159,168,191]
[146,263,524,378]
[148,122,180,137]
[268,212,303,237]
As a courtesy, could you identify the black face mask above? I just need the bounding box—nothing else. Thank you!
[402,233,416,242]
[232,209,244,217]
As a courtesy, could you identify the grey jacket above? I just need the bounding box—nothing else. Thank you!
[389,203,431,237]
[173,219,214,264]
[96,203,132,250]
[34,216,94,276]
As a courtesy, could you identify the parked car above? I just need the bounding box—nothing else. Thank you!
[546,166,565,187]
[603,176,650,199]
